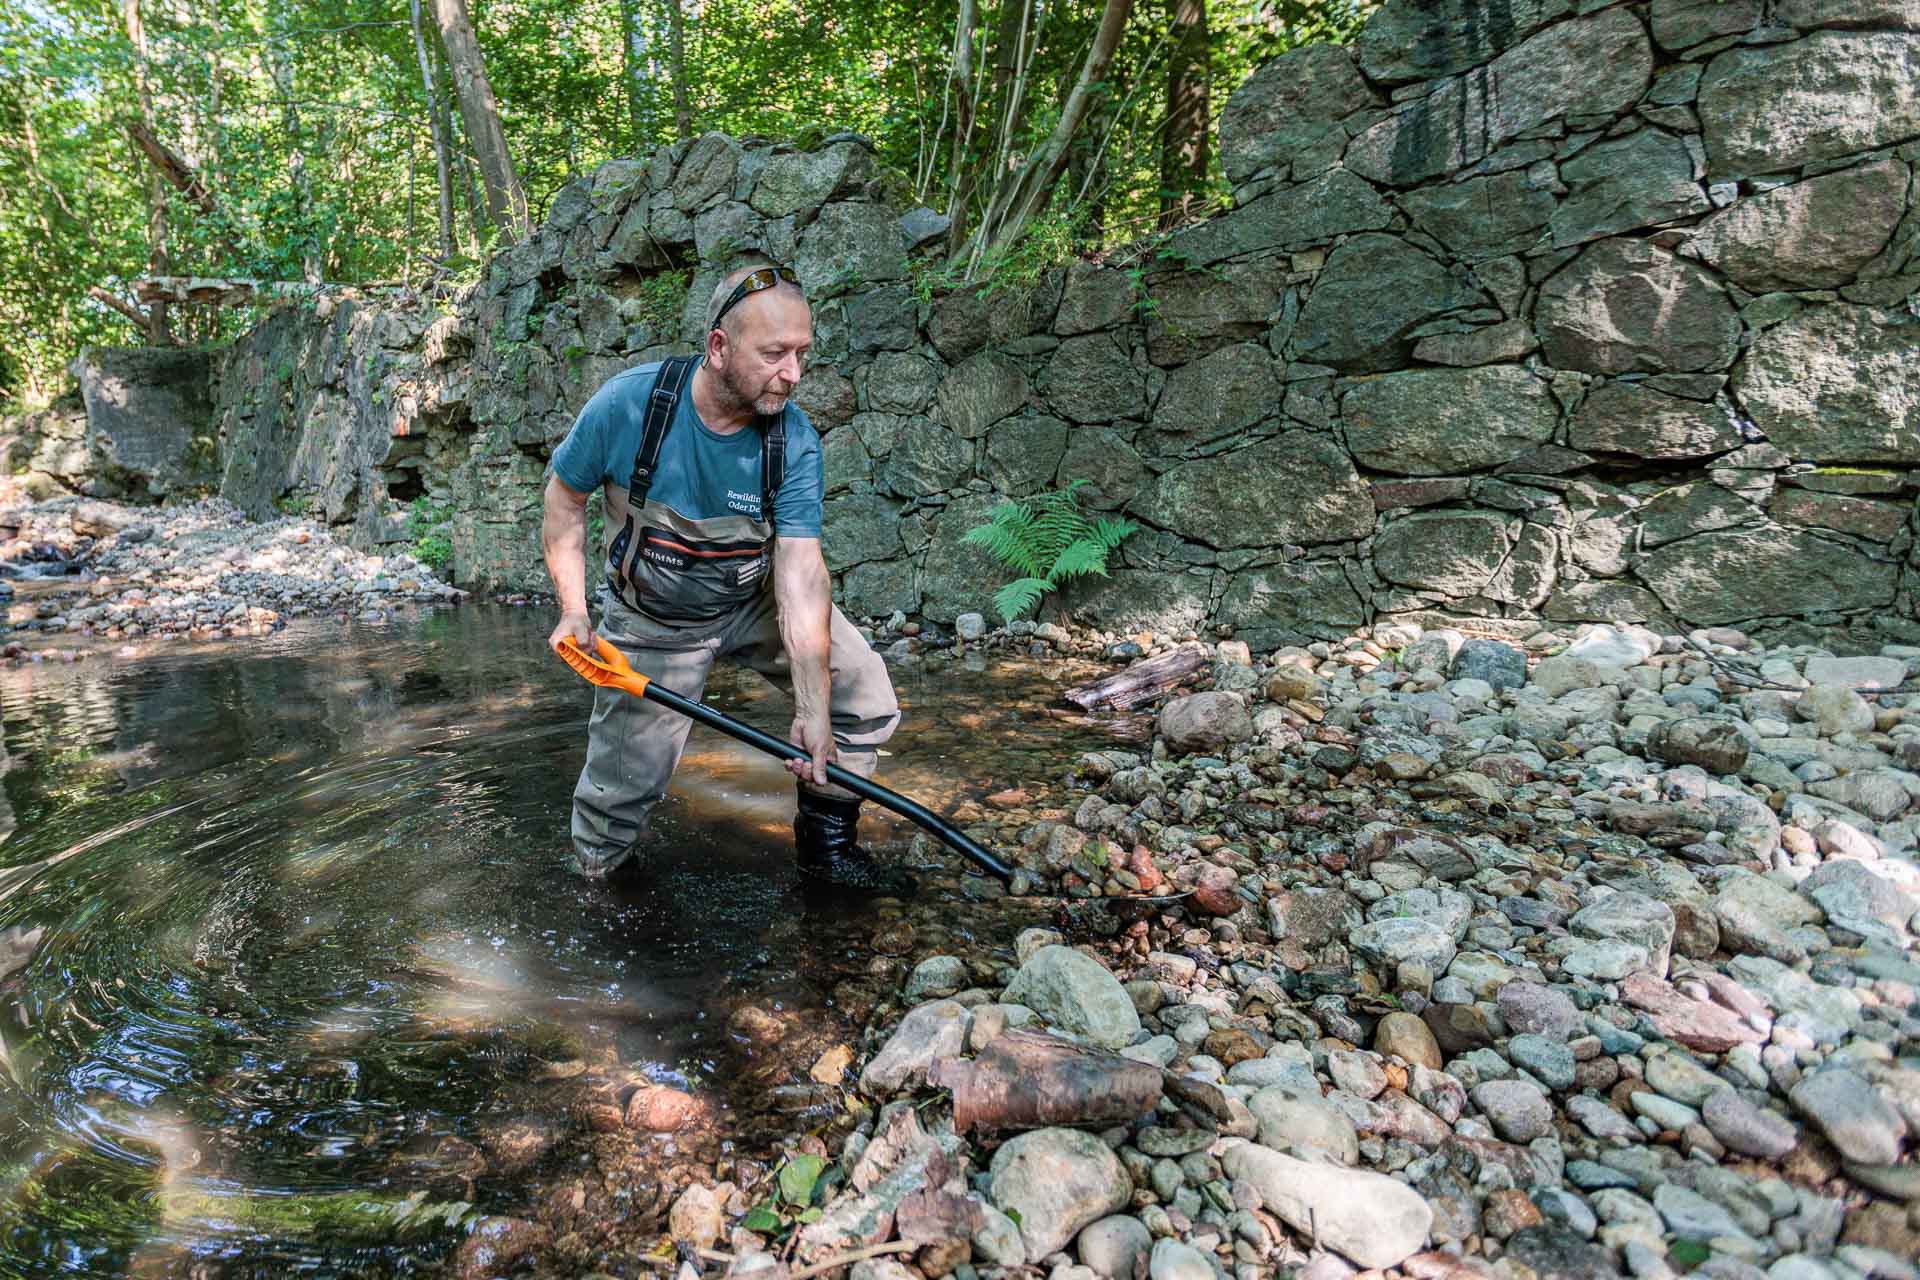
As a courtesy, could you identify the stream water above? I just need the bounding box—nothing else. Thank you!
[0,607,1102,1276]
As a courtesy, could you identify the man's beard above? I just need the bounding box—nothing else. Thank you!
[717,362,789,417]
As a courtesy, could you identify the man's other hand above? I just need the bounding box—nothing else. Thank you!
[549,609,595,655]
[788,711,835,785]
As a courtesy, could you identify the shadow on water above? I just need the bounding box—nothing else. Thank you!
[0,607,1104,1275]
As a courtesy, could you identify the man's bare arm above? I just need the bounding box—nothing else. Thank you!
[773,535,833,784]
[541,472,595,652]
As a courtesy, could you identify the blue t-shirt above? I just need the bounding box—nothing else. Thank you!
[550,359,824,537]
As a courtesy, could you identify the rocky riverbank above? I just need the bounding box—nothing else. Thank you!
[632,621,1920,1280]
[0,495,458,655]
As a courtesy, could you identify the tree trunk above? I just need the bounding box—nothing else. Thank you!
[1160,0,1209,229]
[938,0,981,251]
[430,0,529,238]
[950,0,1039,259]
[964,0,1136,272]
[121,0,173,342]
[620,0,656,151]
[666,0,692,142]
[411,0,456,266]
[259,24,322,283]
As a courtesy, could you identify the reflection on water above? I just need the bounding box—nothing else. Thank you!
[0,607,1100,1273]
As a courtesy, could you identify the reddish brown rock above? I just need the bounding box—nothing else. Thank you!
[625,1085,710,1132]
[1483,1188,1543,1240]
[1125,845,1164,893]
[1191,864,1241,917]
[1619,972,1765,1052]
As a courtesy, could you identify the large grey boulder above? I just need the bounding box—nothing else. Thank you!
[1638,483,1757,548]
[1356,0,1572,83]
[1734,305,1920,463]
[934,353,1029,439]
[1373,511,1510,597]
[1401,170,1554,261]
[1156,344,1282,443]
[1167,170,1393,267]
[794,202,907,294]
[876,419,973,497]
[1549,128,1710,249]
[1292,234,1483,371]
[1143,262,1286,366]
[1042,334,1147,424]
[1775,0,1920,28]
[1068,566,1218,638]
[1570,892,1678,978]
[1221,1140,1433,1269]
[74,346,217,501]
[1136,433,1375,549]
[1219,43,1380,182]
[1568,383,1742,460]
[1003,946,1141,1050]
[1789,1069,1909,1164]
[1699,32,1920,179]
[867,352,940,415]
[915,493,1003,624]
[1686,158,1910,290]
[1638,526,1899,625]
[1158,691,1254,755]
[821,495,905,572]
[1653,0,1762,51]
[988,1129,1132,1259]
[983,415,1069,497]
[1535,238,1741,374]
[1216,559,1369,644]
[1341,366,1558,475]
[749,141,872,218]
[1347,8,1651,186]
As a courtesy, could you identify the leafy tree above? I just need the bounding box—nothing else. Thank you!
[0,0,1379,406]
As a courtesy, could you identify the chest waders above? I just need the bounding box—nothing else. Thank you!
[604,355,788,624]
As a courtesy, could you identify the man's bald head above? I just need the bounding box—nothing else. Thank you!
[708,262,807,341]
[702,263,812,419]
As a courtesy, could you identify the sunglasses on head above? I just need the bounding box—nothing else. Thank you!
[711,266,803,331]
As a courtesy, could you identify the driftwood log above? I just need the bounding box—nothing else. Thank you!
[928,1029,1162,1133]
[1062,643,1209,712]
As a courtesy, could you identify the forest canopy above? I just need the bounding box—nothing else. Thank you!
[0,0,1376,403]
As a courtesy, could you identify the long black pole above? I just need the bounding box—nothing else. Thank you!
[641,682,1017,883]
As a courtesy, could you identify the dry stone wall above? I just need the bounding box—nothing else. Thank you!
[204,0,1920,646]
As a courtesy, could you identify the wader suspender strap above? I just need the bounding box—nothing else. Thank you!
[629,354,698,507]
[607,355,788,601]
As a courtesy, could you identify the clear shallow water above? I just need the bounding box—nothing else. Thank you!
[0,607,1101,1276]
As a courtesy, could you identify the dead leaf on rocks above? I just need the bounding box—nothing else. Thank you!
[809,1044,854,1086]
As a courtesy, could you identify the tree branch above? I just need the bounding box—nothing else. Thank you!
[88,286,149,328]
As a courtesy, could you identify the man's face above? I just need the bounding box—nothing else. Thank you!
[713,290,812,415]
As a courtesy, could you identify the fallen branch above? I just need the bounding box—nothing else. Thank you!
[131,276,410,308]
[87,286,148,328]
[124,120,244,261]
[789,1240,918,1279]
[1062,642,1208,711]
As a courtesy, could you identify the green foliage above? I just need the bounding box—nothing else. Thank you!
[912,207,1089,306]
[740,1152,839,1239]
[1668,1241,1712,1272]
[631,269,691,334]
[961,479,1138,623]
[0,0,1381,401]
[405,496,453,574]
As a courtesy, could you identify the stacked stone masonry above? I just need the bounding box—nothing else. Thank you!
[196,0,1920,645]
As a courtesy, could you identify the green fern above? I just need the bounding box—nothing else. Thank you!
[962,480,1139,622]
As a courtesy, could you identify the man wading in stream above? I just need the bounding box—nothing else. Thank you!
[540,263,913,895]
